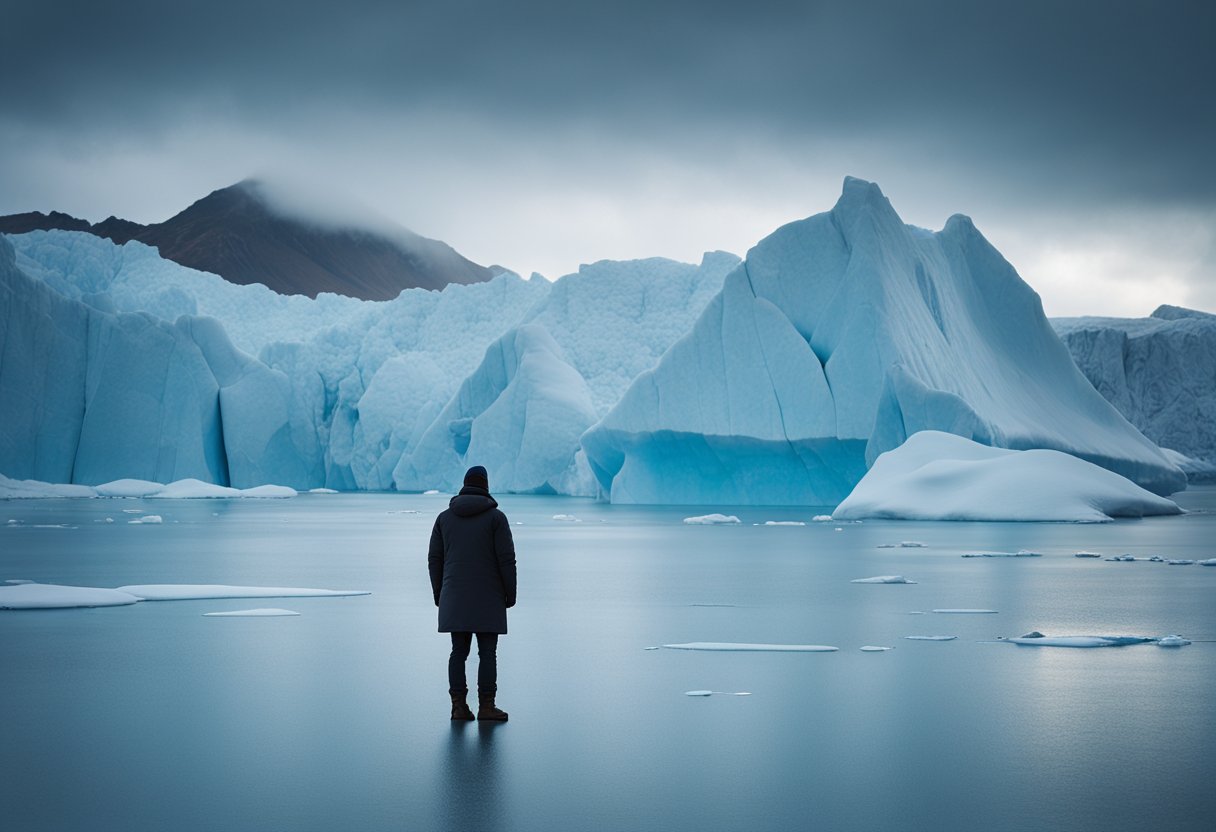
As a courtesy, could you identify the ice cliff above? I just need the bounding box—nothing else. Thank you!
[581,178,1184,503]
[1052,306,1216,481]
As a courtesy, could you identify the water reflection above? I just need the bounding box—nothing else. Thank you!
[436,721,507,832]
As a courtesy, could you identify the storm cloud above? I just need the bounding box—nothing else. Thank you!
[2,0,1213,313]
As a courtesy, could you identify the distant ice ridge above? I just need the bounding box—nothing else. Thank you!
[1052,306,1216,481]
[582,177,1183,504]
[833,431,1180,522]
[0,473,297,500]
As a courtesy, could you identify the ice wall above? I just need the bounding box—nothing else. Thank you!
[582,178,1185,504]
[1053,306,1216,480]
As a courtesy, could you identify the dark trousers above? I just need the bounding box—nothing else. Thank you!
[448,632,498,693]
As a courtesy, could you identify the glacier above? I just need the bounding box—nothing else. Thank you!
[3,229,734,493]
[1052,306,1216,481]
[581,177,1185,504]
[0,179,1192,504]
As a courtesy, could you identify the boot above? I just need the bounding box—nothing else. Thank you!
[477,690,508,722]
[450,688,474,721]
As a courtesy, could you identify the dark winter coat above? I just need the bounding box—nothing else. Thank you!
[428,486,517,634]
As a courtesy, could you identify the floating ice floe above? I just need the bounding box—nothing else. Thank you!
[662,642,838,652]
[1157,635,1192,647]
[1003,631,1154,648]
[962,551,1042,558]
[308,488,339,494]
[904,635,957,641]
[1167,559,1195,565]
[684,690,752,696]
[0,583,142,609]
[688,603,739,607]
[127,515,163,525]
[203,608,301,617]
[423,490,441,495]
[762,521,806,526]
[859,646,894,652]
[5,519,18,525]
[851,575,917,584]
[1200,559,1216,566]
[552,514,582,522]
[683,514,741,525]
[1074,551,1103,558]
[932,609,997,614]
[812,515,833,522]
[116,585,371,601]
[877,541,927,548]
[832,431,1181,522]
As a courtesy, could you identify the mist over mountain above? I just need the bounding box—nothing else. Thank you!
[0,179,493,300]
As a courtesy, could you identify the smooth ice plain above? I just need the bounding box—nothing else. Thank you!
[2,489,1214,832]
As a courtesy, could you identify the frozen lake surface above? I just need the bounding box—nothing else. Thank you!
[3,488,1215,832]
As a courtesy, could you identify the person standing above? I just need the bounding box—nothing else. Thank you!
[428,465,516,722]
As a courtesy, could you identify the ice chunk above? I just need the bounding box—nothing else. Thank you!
[203,608,301,617]
[662,642,839,652]
[552,514,582,522]
[932,609,997,614]
[309,488,339,494]
[1167,559,1194,566]
[835,432,1180,522]
[0,583,141,609]
[1156,635,1191,647]
[877,541,927,548]
[683,514,741,525]
[763,520,806,526]
[859,646,894,652]
[685,690,713,696]
[1074,551,1103,558]
[1005,634,1154,648]
[127,515,163,525]
[851,575,917,584]
[962,551,1042,558]
[812,515,833,522]
[423,490,441,495]
[1200,559,1216,566]
[115,585,370,600]
[904,635,957,641]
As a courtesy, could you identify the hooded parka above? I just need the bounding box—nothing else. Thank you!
[428,485,517,634]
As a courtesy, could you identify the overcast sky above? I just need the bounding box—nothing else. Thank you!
[2,0,1212,315]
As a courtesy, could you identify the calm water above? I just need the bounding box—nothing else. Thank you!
[2,489,1214,832]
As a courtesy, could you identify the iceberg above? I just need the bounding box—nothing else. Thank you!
[833,431,1181,522]
[1053,306,1216,480]
[582,178,1184,504]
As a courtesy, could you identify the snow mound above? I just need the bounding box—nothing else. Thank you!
[115,585,370,600]
[683,514,741,525]
[0,473,97,499]
[851,575,917,584]
[237,484,297,498]
[203,608,301,617]
[95,479,164,498]
[834,431,1181,522]
[662,642,839,652]
[0,583,141,609]
[308,488,339,494]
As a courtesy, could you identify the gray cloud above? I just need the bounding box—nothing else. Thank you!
[1,1,1213,313]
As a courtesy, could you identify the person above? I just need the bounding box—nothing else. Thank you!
[428,465,517,722]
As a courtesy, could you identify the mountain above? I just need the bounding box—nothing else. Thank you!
[0,180,493,300]
[580,177,1185,504]
[1052,305,1216,481]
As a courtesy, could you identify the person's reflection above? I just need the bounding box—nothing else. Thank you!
[439,721,506,831]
